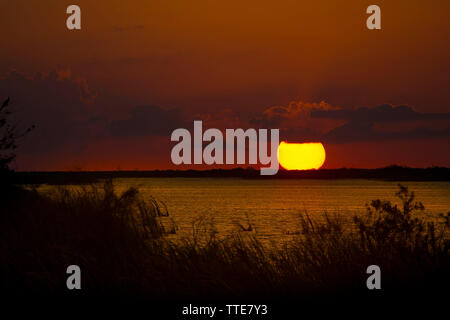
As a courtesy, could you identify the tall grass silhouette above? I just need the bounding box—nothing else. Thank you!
[1,181,448,299]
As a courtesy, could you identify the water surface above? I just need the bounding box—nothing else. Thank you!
[112,178,450,242]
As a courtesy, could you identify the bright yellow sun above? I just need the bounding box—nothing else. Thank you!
[278,142,326,170]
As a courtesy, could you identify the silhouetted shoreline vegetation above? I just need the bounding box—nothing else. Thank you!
[1,181,448,301]
[9,165,450,185]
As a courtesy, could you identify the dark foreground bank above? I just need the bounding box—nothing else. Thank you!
[1,180,448,317]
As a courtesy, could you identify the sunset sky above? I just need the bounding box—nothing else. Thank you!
[1,0,450,170]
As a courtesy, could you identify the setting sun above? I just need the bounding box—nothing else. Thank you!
[278,142,326,170]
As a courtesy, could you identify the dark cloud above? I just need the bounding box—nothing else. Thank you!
[323,121,450,143]
[108,105,188,137]
[250,102,450,144]
[0,70,102,155]
[0,69,193,170]
[311,104,450,123]
[250,101,334,128]
[311,104,450,143]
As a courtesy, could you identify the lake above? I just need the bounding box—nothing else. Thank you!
[110,178,450,243]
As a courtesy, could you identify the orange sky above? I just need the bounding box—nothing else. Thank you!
[1,1,450,170]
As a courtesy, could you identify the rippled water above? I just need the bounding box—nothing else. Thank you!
[112,178,450,243]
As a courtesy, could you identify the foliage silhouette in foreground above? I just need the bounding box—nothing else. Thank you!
[0,182,448,298]
[0,97,35,171]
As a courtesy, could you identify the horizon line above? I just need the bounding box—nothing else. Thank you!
[11,165,450,174]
